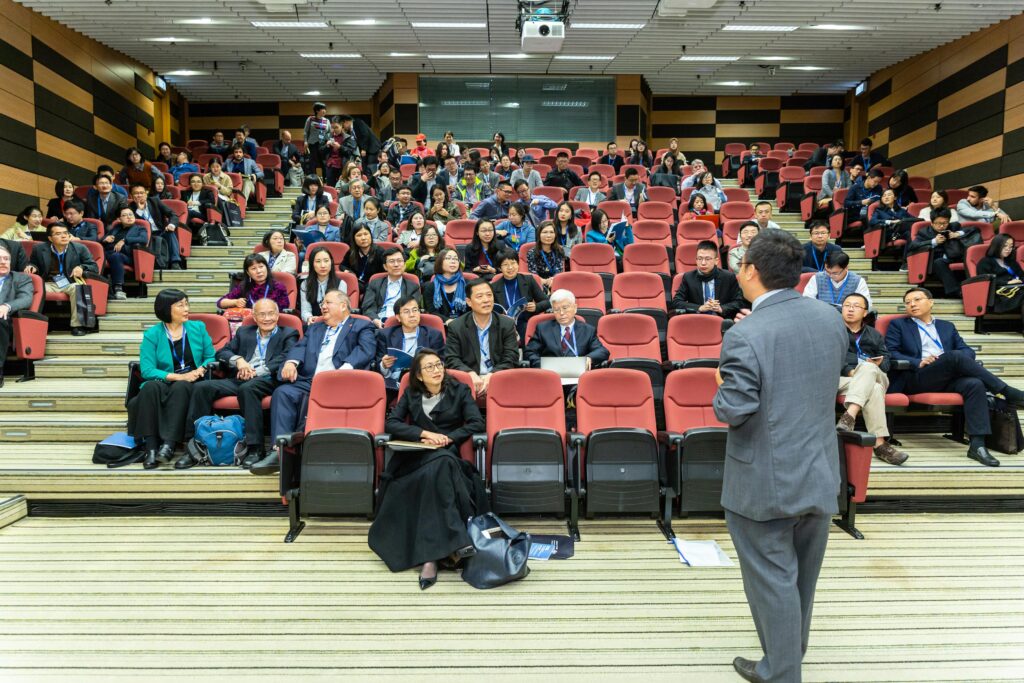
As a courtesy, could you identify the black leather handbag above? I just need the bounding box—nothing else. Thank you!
[987,396,1024,454]
[461,512,531,589]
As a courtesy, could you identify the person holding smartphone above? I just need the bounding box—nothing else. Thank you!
[835,292,910,465]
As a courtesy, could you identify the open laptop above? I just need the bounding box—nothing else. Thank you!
[540,357,589,385]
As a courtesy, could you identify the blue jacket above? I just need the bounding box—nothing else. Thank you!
[469,194,510,221]
[223,157,264,180]
[282,316,376,380]
[496,220,536,252]
[375,324,446,385]
[844,179,883,210]
[883,316,974,393]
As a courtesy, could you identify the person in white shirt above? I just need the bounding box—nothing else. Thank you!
[578,172,608,208]
[753,201,782,232]
[509,155,543,191]
[802,251,872,310]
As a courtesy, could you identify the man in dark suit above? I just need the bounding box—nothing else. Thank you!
[885,287,1024,467]
[671,241,745,319]
[907,208,978,297]
[544,153,585,194]
[338,114,381,173]
[803,140,843,172]
[252,289,377,475]
[128,184,183,270]
[0,243,36,387]
[181,298,300,469]
[596,142,624,173]
[29,223,99,335]
[714,230,848,683]
[607,168,648,217]
[408,156,448,208]
[803,220,845,273]
[376,295,445,394]
[524,289,608,369]
[853,137,886,170]
[84,173,127,226]
[0,238,30,274]
[444,279,519,397]
[272,130,300,166]
[361,248,422,327]
[60,200,98,242]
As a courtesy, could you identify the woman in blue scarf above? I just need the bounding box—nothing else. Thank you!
[422,248,468,324]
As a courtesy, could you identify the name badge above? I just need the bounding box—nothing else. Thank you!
[483,358,494,373]
[53,275,71,288]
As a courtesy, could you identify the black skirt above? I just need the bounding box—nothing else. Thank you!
[368,447,488,572]
[991,286,1024,314]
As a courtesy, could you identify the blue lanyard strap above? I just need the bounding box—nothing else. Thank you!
[320,322,342,349]
[503,279,521,309]
[165,324,188,371]
[255,327,277,360]
[51,247,66,276]
[854,332,867,359]
[539,249,555,273]
[811,247,826,272]
[562,326,578,356]
[914,321,944,352]
[828,276,849,305]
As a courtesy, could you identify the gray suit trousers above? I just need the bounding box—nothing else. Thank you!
[725,509,831,683]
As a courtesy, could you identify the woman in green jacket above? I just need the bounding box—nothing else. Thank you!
[128,289,216,469]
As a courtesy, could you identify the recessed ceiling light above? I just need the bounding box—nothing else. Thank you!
[722,25,798,32]
[388,52,418,57]
[572,23,646,29]
[303,90,321,96]
[299,53,362,59]
[427,54,488,59]
[553,55,614,60]
[751,56,796,61]
[809,24,872,30]
[501,102,520,108]
[345,19,377,26]
[251,21,328,28]
[715,81,751,86]
[176,17,221,25]
[494,53,534,59]
[142,37,196,43]
[542,101,589,108]
[440,100,488,106]
[412,22,486,28]
[784,65,830,71]
[165,70,208,76]
[678,55,739,61]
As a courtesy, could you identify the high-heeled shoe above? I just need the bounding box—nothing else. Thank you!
[143,449,159,470]
[419,574,437,590]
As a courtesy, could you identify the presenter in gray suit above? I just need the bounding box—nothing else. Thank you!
[713,229,847,683]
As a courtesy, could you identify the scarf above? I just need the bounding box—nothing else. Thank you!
[433,272,467,313]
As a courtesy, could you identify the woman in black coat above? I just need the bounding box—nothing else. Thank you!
[977,234,1024,317]
[368,349,488,589]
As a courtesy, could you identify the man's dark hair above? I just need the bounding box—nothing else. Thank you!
[92,173,110,186]
[46,222,70,237]
[394,294,419,314]
[903,286,932,301]
[313,102,327,113]
[825,250,850,269]
[381,246,403,261]
[336,113,353,122]
[466,278,493,297]
[931,207,952,222]
[849,160,864,170]
[63,199,85,215]
[513,179,529,191]
[421,155,439,168]
[496,180,512,191]
[397,184,412,194]
[696,240,719,254]
[235,128,246,136]
[129,183,148,195]
[808,219,830,233]
[588,171,602,181]
[754,200,772,210]
[833,139,845,147]
[495,249,518,267]
[467,149,481,162]
[154,288,188,324]
[859,137,873,147]
[866,169,885,179]
[624,168,639,179]
[556,152,570,159]
[745,229,803,290]
[97,165,115,175]
[231,143,245,152]
[463,163,479,174]
[968,184,988,197]
[606,142,616,149]
[842,292,868,308]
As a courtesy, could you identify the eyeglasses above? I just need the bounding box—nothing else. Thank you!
[253,311,278,319]
[695,256,716,263]
[841,303,865,311]
[421,361,444,372]
[400,307,420,315]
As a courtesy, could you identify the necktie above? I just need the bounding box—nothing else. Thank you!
[353,200,361,220]
[561,327,571,353]
[703,281,712,302]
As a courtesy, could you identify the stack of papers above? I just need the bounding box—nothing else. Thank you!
[672,538,733,567]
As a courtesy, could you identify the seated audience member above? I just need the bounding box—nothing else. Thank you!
[422,248,469,323]
[182,174,216,227]
[527,221,566,289]
[443,278,519,396]
[680,159,722,190]
[551,202,583,256]
[218,253,291,312]
[368,348,487,589]
[442,131,461,160]
[489,132,509,162]
[477,157,501,193]
[334,162,365,197]
[495,202,536,253]
[304,206,340,245]
[816,153,851,215]
[46,178,76,219]
[609,168,649,217]
[854,137,885,170]
[957,184,1012,225]
[682,193,714,221]
[740,143,765,184]
[464,219,501,278]
[437,156,461,187]
[85,173,128,226]
[150,175,174,202]
[103,207,150,299]
[1,238,29,274]
[375,168,403,210]
[406,225,445,280]
[803,220,844,273]
[752,201,781,232]
[887,170,917,208]
[0,244,34,386]
[376,295,445,395]
[452,163,489,206]
[510,154,543,190]
[495,154,515,181]
[128,289,216,470]
[671,240,744,319]
[396,212,428,251]
[386,186,419,227]
[426,186,464,228]
[128,184,183,270]
[917,190,959,223]
[411,133,431,159]
[60,200,97,242]
[835,293,909,465]
[470,180,513,221]
[514,181,554,224]
[885,287,1024,467]
[627,140,653,168]
[2,206,40,241]
[119,147,163,189]
[354,197,390,243]
[908,208,979,297]
[337,179,370,223]
[223,145,264,203]
[695,171,727,212]
[803,251,872,310]
[597,142,624,174]
[362,247,421,327]
[299,246,345,325]
[976,234,1024,325]
[153,142,175,168]
[578,171,608,209]
[544,153,585,194]
[261,230,297,275]
[231,128,258,160]
[168,151,199,183]
[492,249,549,338]
[203,158,235,201]
[652,153,681,186]
[344,225,385,294]
[272,129,299,168]
[182,297,299,469]
[207,131,232,158]
[252,289,377,475]
[524,288,609,369]
[586,208,633,257]
[95,166,127,198]
[870,188,915,252]
[804,139,843,172]
[729,222,760,274]
[844,168,885,223]
[665,138,687,166]
[286,151,305,188]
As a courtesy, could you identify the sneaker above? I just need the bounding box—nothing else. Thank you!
[113,288,127,301]
[170,262,183,270]
[873,442,909,466]
[835,411,856,432]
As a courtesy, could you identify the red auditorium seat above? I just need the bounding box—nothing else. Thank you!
[801,176,823,222]
[959,243,1024,332]
[677,219,718,245]
[257,154,284,198]
[588,163,615,179]
[633,220,673,249]
[610,272,668,341]
[278,370,388,541]
[116,219,157,296]
[722,143,746,178]
[862,202,908,265]
[754,157,783,200]
[665,314,723,368]
[550,271,606,327]
[271,271,298,311]
[722,188,750,204]
[719,201,754,222]
[645,186,677,206]
[8,273,48,381]
[383,312,446,340]
[569,242,617,303]
[637,201,674,224]
[212,313,305,413]
[533,186,566,203]
[189,313,231,350]
[776,166,806,213]
[336,271,360,310]
[443,219,475,246]
[829,188,855,240]
[1000,220,1024,242]
[597,200,633,224]
[622,243,670,277]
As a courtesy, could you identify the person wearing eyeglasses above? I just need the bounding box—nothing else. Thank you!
[835,292,909,465]
[524,289,608,369]
[361,247,421,328]
[885,287,1024,467]
[181,298,299,470]
[443,279,519,397]
[803,220,845,274]
[670,240,745,319]
[802,251,872,311]
[376,295,445,401]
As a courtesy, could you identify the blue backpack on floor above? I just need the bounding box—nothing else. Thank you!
[189,415,246,466]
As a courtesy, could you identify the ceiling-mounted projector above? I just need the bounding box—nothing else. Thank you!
[522,20,565,52]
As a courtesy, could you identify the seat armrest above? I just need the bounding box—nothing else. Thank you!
[961,274,994,287]
[374,434,391,448]
[892,360,912,371]
[277,431,306,449]
[837,429,875,447]
[567,432,585,493]
[472,432,488,478]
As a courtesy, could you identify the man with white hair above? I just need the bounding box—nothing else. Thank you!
[0,244,36,387]
[681,159,723,190]
[524,289,609,369]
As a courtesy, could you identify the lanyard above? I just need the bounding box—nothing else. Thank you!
[320,321,343,349]
[381,278,402,316]
[358,252,370,279]
[914,321,944,352]
[561,326,578,356]
[703,279,715,302]
[441,285,459,316]
[508,223,522,244]
[248,283,270,306]
[853,332,868,359]
[477,324,490,353]
[165,324,188,371]
[539,249,556,274]
[503,279,522,310]
[51,247,67,276]
[811,247,826,272]
[481,248,493,267]
[828,276,849,305]
[255,327,278,361]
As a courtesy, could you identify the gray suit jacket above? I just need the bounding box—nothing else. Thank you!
[0,271,34,313]
[713,289,847,520]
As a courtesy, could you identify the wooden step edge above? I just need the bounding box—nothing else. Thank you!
[0,495,27,530]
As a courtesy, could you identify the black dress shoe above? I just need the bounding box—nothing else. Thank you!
[419,575,437,590]
[70,327,87,337]
[732,657,765,683]
[249,449,280,475]
[1001,387,1024,409]
[967,446,1000,467]
[0,375,5,388]
[143,449,160,470]
[156,443,175,463]
[174,452,200,469]
[241,446,264,469]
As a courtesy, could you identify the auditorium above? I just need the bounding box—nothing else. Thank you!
[0,0,1022,678]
